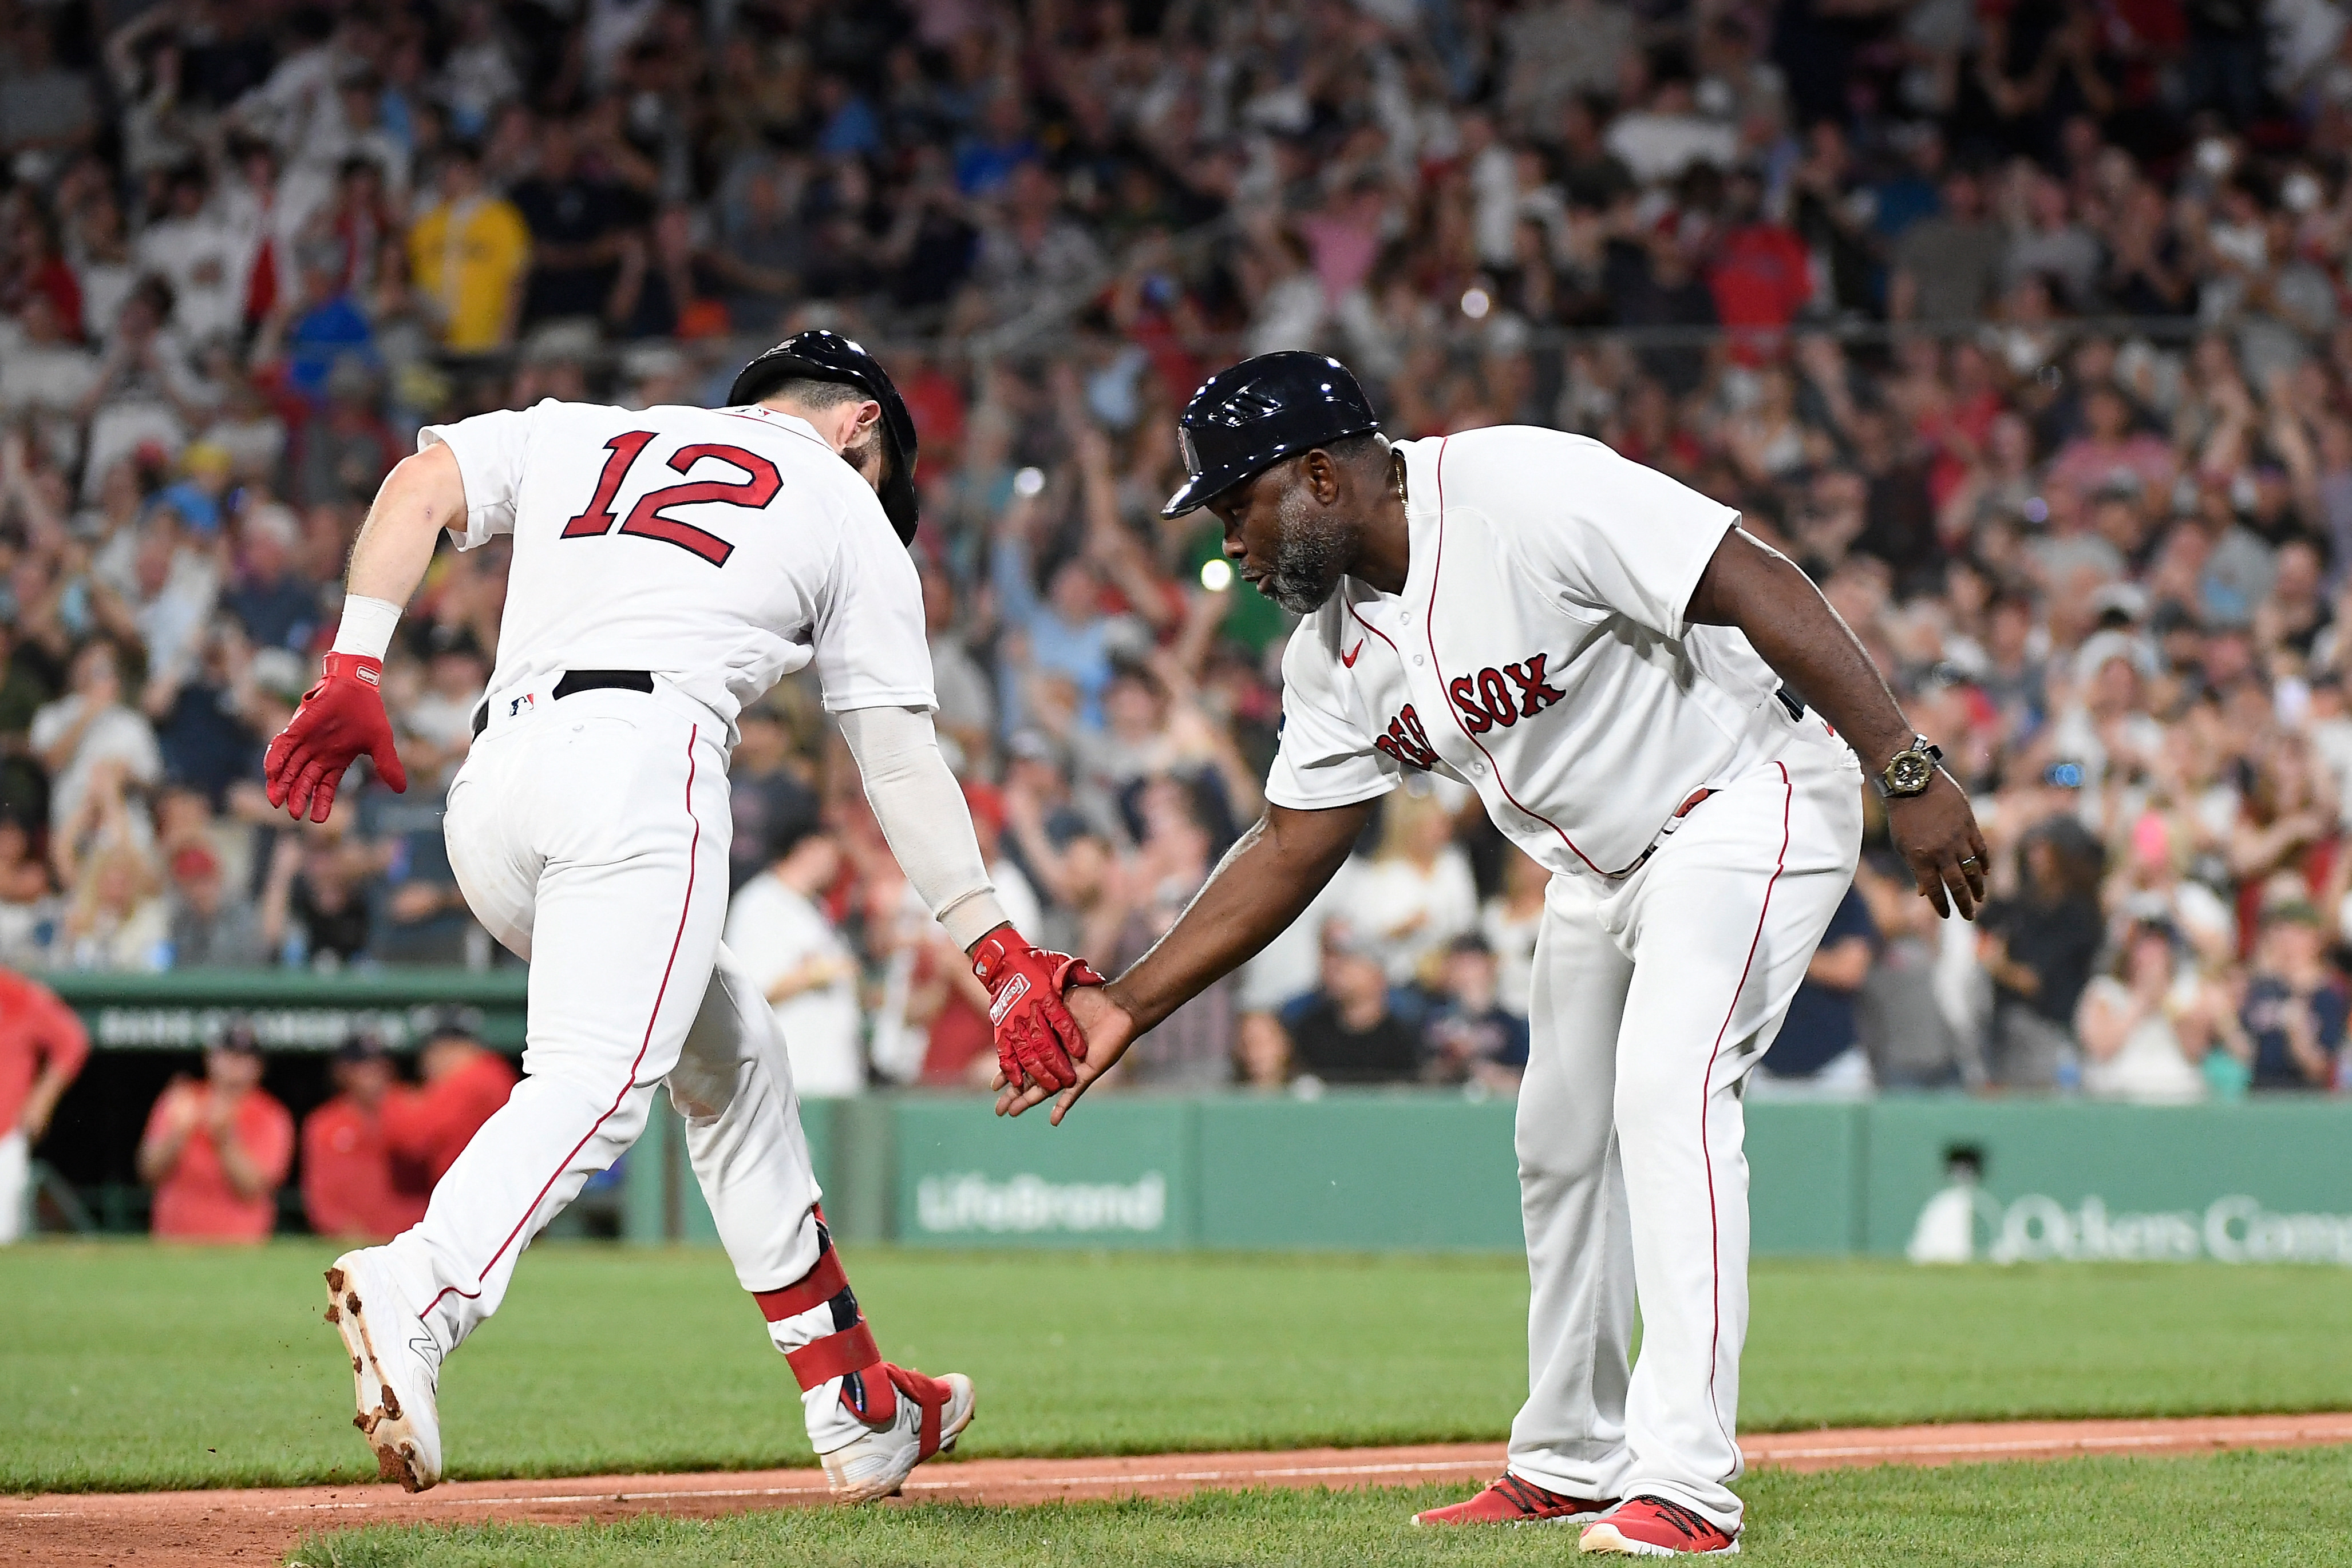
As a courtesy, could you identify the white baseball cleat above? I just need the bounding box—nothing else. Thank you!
[819,1365,975,1503]
[323,1249,444,1492]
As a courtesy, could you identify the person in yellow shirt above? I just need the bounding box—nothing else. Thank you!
[406,144,530,354]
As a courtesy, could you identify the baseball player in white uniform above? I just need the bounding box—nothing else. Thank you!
[998,353,1988,1555]
[265,331,1102,1500]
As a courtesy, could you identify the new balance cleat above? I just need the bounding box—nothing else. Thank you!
[323,1249,443,1492]
[819,1364,974,1503]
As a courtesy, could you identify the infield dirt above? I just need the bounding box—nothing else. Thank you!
[9,1412,2351,1568]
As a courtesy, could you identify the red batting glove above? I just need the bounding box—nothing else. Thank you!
[263,652,408,823]
[971,927,1106,1094]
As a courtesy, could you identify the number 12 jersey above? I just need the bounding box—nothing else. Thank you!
[420,398,934,735]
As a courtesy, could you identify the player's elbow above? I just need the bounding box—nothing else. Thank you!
[380,444,469,533]
[1264,801,1374,879]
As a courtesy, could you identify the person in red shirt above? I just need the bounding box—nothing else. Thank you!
[138,1023,294,1242]
[302,1032,430,1241]
[0,967,90,1243]
[381,1017,519,1190]
[1707,171,1815,361]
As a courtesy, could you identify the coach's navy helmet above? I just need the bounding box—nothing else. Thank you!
[729,330,920,544]
[1160,351,1381,518]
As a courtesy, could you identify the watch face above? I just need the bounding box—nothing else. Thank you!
[1887,750,1934,795]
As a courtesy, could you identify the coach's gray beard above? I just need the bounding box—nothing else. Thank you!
[1262,488,1352,614]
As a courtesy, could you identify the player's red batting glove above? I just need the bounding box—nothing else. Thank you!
[971,927,1105,1094]
[263,652,408,823]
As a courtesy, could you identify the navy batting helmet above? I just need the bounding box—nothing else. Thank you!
[1160,351,1381,519]
[729,330,920,544]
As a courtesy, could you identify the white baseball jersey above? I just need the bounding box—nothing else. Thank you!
[1266,425,1800,878]
[420,399,932,733]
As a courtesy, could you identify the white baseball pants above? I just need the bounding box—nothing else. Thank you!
[1505,719,1861,1532]
[378,681,866,1451]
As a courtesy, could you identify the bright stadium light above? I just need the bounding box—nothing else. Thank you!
[1460,287,1491,319]
[1200,558,1234,592]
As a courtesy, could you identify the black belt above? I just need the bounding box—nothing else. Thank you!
[1776,686,1806,722]
[471,670,654,737]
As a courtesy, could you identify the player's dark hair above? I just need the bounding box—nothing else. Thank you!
[764,376,867,412]
[765,377,894,487]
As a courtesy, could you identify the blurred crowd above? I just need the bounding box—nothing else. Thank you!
[7,0,2352,1104]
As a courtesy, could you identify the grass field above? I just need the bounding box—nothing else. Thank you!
[8,1241,2352,1495]
[290,1450,2352,1567]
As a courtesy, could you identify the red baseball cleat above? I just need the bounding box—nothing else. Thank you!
[1580,1495,1741,1555]
[1411,1472,1618,1526]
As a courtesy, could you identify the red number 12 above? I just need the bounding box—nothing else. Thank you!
[560,431,780,567]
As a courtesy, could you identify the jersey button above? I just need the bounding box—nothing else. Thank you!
[1471,761,1487,775]
[1412,654,1425,666]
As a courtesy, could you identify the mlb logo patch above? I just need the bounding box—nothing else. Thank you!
[509,692,536,718]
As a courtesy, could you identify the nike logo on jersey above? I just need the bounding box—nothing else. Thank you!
[1342,640,1364,668]
[1448,653,1568,734]
[1373,703,1439,770]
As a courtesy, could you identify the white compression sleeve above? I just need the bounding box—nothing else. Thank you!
[835,706,1009,952]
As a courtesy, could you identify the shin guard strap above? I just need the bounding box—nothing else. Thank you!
[786,1321,881,1390]
[752,1247,851,1324]
[890,1365,947,1459]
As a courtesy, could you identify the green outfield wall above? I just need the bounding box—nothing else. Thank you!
[46,975,2350,1262]
[626,1090,2352,1264]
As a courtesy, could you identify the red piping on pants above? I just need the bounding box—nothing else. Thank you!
[424,725,705,1319]
[1697,758,1792,1475]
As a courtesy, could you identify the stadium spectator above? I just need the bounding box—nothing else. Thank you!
[1980,820,2108,1088]
[381,1014,517,1188]
[405,142,530,355]
[1421,935,1528,1092]
[1102,782,1235,1090]
[1282,922,1423,1087]
[302,1032,429,1241]
[163,839,266,967]
[0,966,89,1242]
[1350,790,1481,988]
[137,1021,292,1242]
[1757,885,1881,1095]
[2074,920,2215,1104]
[726,707,819,893]
[258,824,373,968]
[0,815,60,967]
[2223,902,2349,1089]
[725,819,864,1099]
[29,642,159,832]
[1853,854,1981,1090]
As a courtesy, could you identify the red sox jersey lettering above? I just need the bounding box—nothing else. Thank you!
[1371,703,1439,770]
[1446,653,1568,734]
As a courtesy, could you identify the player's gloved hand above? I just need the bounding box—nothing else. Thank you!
[971,926,1105,1094]
[263,652,409,823]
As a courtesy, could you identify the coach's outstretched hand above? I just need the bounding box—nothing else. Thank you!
[995,984,1136,1125]
[1886,769,1989,921]
[972,928,1105,1095]
[263,653,409,823]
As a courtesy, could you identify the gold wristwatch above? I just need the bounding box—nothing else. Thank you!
[1876,734,1943,799]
